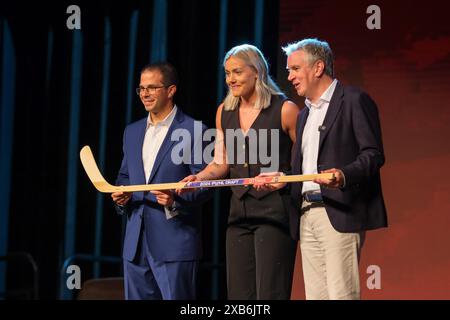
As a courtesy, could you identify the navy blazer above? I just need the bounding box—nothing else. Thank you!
[115,107,211,262]
[289,81,388,240]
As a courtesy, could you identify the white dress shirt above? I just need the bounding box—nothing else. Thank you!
[142,105,178,219]
[301,79,337,194]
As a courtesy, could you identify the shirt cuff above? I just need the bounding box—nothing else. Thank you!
[164,202,179,220]
[339,169,346,188]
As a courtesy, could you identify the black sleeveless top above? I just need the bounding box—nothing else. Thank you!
[221,94,294,228]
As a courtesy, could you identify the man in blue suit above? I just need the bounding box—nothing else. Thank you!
[111,62,210,300]
[256,39,387,299]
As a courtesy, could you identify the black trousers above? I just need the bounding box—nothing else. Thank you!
[226,222,297,299]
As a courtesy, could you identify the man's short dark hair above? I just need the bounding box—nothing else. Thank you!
[140,62,179,87]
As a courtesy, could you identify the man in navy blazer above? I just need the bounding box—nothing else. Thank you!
[285,39,387,299]
[112,62,210,300]
[256,39,387,299]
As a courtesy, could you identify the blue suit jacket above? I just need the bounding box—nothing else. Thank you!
[115,107,211,262]
[289,82,388,239]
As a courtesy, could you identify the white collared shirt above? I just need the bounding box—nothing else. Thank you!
[142,105,178,219]
[142,105,177,182]
[301,79,337,194]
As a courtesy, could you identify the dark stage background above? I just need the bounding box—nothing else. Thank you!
[0,0,279,300]
[1,0,450,300]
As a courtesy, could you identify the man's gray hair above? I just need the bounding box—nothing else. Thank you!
[282,38,334,78]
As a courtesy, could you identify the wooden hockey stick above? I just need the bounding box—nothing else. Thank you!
[80,145,334,193]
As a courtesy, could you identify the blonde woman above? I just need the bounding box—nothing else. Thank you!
[180,44,300,299]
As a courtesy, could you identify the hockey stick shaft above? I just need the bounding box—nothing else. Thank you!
[80,145,334,193]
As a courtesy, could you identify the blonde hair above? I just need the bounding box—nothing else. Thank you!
[222,44,283,111]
